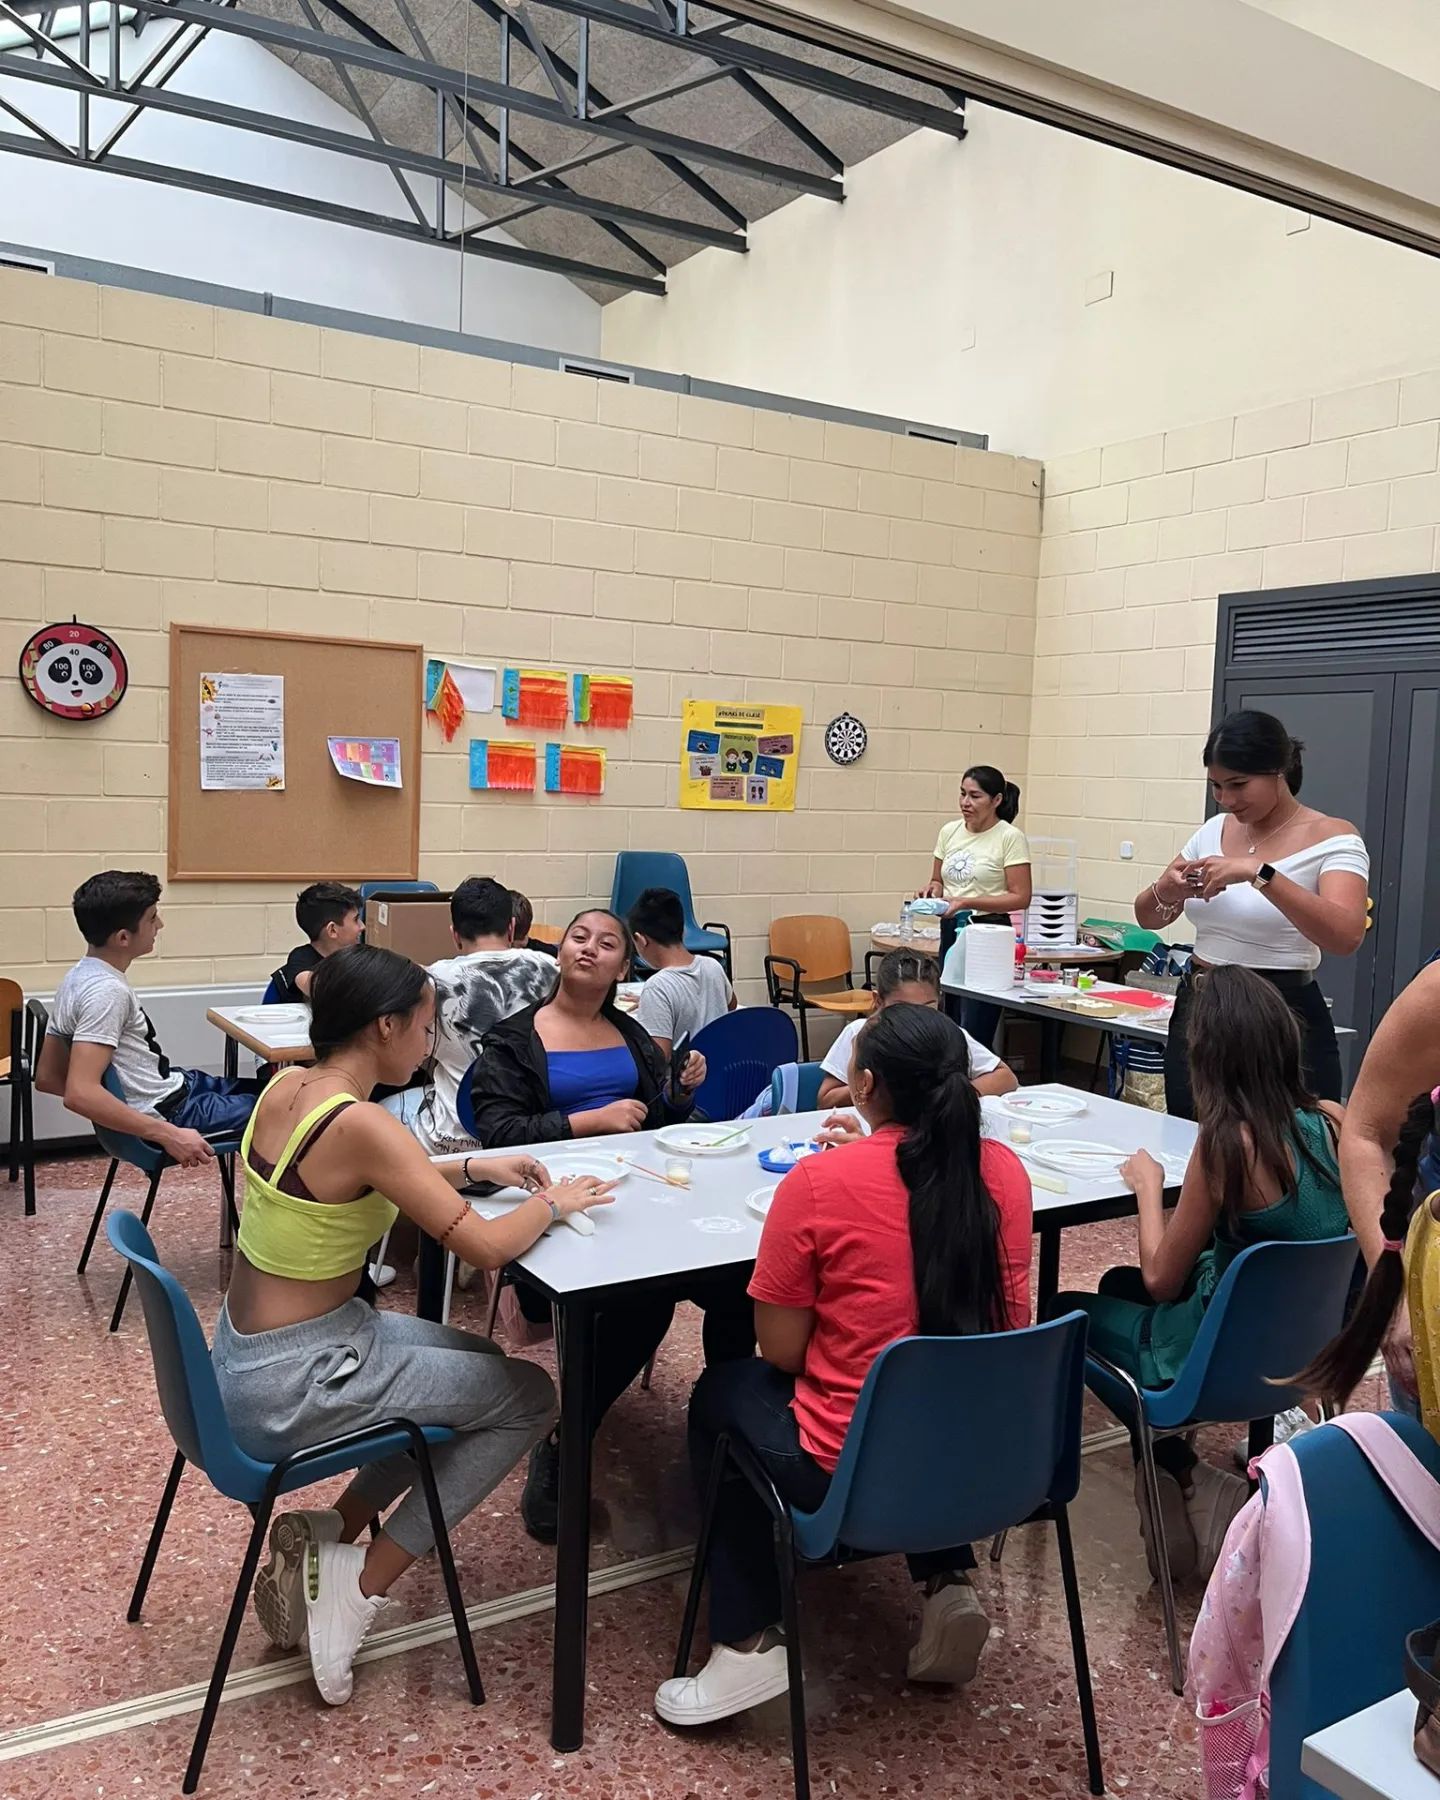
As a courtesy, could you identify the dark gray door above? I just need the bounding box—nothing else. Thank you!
[1221,674,1393,1063]
[1376,674,1440,1001]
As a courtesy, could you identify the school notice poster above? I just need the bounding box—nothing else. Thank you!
[679,700,802,812]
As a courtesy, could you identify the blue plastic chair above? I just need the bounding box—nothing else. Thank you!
[691,1008,798,1121]
[1083,1234,1359,1692]
[260,977,282,1005]
[768,1061,826,1116]
[455,1054,479,1141]
[673,1316,1103,1800]
[106,1211,481,1793]
[357,879,438,924]
[77,1066,244,1334]
[1268,1413,1440,1800]
[610,853,732,977]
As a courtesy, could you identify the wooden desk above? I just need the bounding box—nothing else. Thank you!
[207,1004,314,1071]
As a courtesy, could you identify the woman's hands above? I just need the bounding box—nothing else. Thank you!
[1153,853,1195,910]
[543,1175,617,1218]
[679,1050,706,1092]
[815,1111,864,1148]
[1187,854,1261,901]
[589,1098,649,1134]
[478,1153,550,1192]
[1120,1149,1165,1196]
[917,880,944,901]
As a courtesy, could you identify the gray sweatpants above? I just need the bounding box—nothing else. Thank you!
[213,1298,556,1556]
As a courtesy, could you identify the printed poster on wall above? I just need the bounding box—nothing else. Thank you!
[199,671,285,791]
[679,700,802,812]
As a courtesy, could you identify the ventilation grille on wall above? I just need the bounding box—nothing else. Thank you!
[1228,592,1440,664]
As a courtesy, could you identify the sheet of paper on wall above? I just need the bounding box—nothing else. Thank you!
[199,671,285,791]
[328,736,403,788]
[446,661,497,713]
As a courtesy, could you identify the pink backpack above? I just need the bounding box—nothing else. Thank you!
[1190,1413,1440,1799]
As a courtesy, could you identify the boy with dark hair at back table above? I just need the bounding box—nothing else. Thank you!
[271,881,363,1001]
[628,886,735,1060]
[509,887,536,951]
[383,876,556,1155]
[36,870,261,1163]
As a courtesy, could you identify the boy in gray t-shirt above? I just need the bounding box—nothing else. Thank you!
[628,886,735,1056]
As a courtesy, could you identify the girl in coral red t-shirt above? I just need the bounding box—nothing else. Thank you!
[655,1004,1032,1730]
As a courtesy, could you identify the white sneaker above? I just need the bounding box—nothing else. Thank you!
[253,1509,342,1650]
[1231,1405,1314,1470]
[654,1641,790,1726]
[455,1261,477,1292]
[369,1262,397,1289]
[1187,1462,1250,1580]
[907,1577,990,1685]
[303,1540,390,1705]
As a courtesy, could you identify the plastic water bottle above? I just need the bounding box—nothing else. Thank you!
[899,899,914,943]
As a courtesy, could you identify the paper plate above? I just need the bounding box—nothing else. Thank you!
[1026,1139,1129,1177]
[235,1004,309,1026]
[746,1186,779,1220]
[757,1139,822,1174]
[656,1124,750,1156]
[548,1154,628,1187]
[995,1092,1087,1122]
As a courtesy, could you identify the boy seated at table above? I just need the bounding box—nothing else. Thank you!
[818,950,1018,1106]
[37,870,261,1163]
[510,888,538,951]
[627,886,735,1059]
[270,881,363,1002]
[382,876,557,1155]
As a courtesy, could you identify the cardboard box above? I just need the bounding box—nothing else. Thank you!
[364,890,455,965]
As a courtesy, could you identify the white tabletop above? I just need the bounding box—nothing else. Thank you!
[1302,1691,1431,1800]
[454,1086,1197,1298]
[207,1003,315,1058]
[943,976,1174,1042]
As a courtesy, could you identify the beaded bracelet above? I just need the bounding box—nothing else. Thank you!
[437,1201,472,1247]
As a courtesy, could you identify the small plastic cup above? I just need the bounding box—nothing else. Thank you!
[664,1156,694,1188]
[1008,1120,1032,1145]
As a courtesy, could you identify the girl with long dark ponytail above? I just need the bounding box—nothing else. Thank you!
[659,1005,1035,1727]
[1298,1090,1439,1406]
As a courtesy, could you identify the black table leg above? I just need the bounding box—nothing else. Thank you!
[219,1035,239,1250]
[416,1231,446,1323]
[551,1294,595,1752]
[1037,1224,1062,1314]
[1040,1019,1063,1082]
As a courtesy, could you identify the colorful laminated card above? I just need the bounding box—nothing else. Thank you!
[502,668,568,729]
[679,701,801,811]
[545,743,606,796]
[470,739,536,792]
[328,736,403,788]
[432,668,465,743]
[572,672,633,730]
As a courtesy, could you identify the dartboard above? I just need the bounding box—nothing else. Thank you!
[824,712,868,766]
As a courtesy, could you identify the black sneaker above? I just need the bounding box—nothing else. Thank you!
[521,1434,560,1544]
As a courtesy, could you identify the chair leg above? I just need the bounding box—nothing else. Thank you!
[797,1005,810,1062]
[370,1224,393,1281]
[77,1158,119,1274]
[989,1527,1009,1564]
[674,1432,730,1679]
[21,1070,36,1217]
[182,1495,275,1795]
[129,1450,186,1622]
[1134,1420,1184,1693]
[774,1512,810,1800]
[1054,1503,1105,1798]
[441,1251,457,1327]
[482,1267,505,1340]
[410,1436,484,1705]
[7,1075,18,1183]
[641,1351,658,1392]
[110,1168,163,1333]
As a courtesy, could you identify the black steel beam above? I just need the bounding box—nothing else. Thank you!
[117,0,843,195]
[0,126,668,290]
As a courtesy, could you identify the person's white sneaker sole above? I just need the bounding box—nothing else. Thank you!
[654,1646,790,1726]
[907,1586,990,1685]
[253,1512,339,1650]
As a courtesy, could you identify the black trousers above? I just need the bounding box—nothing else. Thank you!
[689,1359,974,1644]
[520,1269,756,1427]
[1163,967,1342,1120]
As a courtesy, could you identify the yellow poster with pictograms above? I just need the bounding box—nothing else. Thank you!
[679,700,802,811]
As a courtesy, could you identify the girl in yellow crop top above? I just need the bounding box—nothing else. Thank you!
[215,944,613,1713]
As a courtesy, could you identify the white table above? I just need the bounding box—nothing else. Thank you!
[206,1003,315,1068]
[1303,1691,1430,1800]
[455,1089,1196,1754]
[943,976,1173,1046]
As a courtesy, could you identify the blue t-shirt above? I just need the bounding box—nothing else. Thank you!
[547,1045,637,1116]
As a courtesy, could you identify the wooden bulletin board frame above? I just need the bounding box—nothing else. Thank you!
[169,623,423,882]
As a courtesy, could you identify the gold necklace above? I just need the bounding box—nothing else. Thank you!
[1242,803,1302,856]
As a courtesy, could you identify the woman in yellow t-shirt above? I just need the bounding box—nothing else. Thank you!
[922,765,1032,1045]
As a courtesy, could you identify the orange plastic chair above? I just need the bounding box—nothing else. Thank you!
[0,978,36,1215]
[764,917,873,1059]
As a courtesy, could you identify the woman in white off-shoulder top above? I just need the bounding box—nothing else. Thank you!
[1135,710,1369,1118]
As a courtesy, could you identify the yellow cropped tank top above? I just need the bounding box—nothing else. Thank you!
[236,1071,398,1281]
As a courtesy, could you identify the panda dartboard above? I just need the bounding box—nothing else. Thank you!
[19,621,128,720]
[823,711,868,766]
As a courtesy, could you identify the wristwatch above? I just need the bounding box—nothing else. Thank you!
[1253,862,1277,891]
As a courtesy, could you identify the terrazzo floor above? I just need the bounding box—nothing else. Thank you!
[0,1148,1384,1799]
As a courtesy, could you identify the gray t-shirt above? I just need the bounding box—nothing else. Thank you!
[49,955,184,1116]
[414,948,558,1154]
[635,956,734,1049]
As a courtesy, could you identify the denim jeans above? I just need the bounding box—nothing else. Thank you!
[166,1069,262,1137]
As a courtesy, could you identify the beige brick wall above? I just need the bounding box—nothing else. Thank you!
[1028,375,1440,924]
[0,271,1041,999]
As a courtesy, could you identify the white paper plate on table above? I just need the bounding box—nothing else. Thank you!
[233,1004,309,1026]
[746,1186,779,1220]
[1026,1139,1129,1177]
[546,1154,629,1187]
[995,1092,1087,1122]
[656,1124,750,1155]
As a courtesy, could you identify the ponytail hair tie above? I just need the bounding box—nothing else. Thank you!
[1382,1237,1407,1255]
[1431,1084,1440,1105]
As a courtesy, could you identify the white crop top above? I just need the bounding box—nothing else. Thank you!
[1179,813,1369,971]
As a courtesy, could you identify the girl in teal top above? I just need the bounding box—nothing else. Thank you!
[1056,964,1346,1581]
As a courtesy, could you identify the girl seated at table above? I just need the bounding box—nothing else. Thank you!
[1052,964,1346,1584]
[817,949,1018,1107]
[655,1004,1033,1726]
[214,944,613,1709]
[471,909,756,1544]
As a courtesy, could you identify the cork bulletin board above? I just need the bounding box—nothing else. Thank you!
[168,623,422,881]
